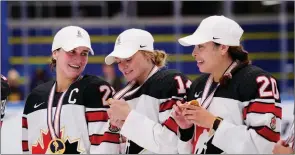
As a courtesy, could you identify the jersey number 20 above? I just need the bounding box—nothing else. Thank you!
[256,76,279,100]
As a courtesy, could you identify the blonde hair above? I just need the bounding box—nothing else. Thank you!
[141,50,168,68]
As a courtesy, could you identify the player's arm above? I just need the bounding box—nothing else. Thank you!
[83,81,120,154]
[120,74,191,153]
[211,74,281,154]
[22,94,31,154]
[177,125,194,154]
[176,78,203,154]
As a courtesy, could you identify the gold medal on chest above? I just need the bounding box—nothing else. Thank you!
[48,138,66,154]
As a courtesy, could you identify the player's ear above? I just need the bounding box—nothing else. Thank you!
[52,49,59,60]
[220,45,229,56]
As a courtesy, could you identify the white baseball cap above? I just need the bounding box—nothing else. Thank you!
[52,26,94,55]
[178,15,244,46]
[105,28,154,65]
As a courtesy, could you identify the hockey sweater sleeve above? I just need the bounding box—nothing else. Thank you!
[22,114,30,154]
[83,82,120,154]
[120,74,191,153]
[177,126,194,154]
[176,74,209,154]
[22,95,31,154]
[211,74,282,154]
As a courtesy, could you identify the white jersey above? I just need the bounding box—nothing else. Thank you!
[22,75,119,154]
[178,65,282,154]
[119,68,191,154]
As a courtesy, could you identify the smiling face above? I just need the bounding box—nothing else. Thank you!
[53,47,89,80]
[192,41,227,74]
[115,51,153,84]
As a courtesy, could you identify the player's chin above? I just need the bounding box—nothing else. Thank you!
[197,66,204,73]
[124,74,135,83]
[124,76,133,83]
[197,66,209,73]
[66,71,83,79]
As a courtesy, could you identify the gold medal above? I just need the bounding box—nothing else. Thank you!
[48,138,66,154]
[47,76,82,154]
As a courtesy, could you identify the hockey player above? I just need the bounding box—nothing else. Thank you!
[172,15,282,154]
[104,28,191,154]
[22,26,119,154]
[1,74,11,127]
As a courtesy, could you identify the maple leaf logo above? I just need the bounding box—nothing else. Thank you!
[32,129,64,154]
[31,127,84,154]
[63,136,85,154]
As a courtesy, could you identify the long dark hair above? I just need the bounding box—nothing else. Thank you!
[214,43,250,86]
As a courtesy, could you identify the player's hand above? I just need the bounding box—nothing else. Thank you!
[107,99,131,121]
[180,103,216,129]
[272,140,293,154]
[107,111,124,129]
[171,101,193,129]
[110,118,125,128]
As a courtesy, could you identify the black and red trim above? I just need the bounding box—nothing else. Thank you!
[249,126,280,142]
[22,117,28,129]
[243,102,282,120]
[22,140,29,152]
[85,111,108,122]
[159,100,177,112]
[162,117,178,135]
[89,132,120,145]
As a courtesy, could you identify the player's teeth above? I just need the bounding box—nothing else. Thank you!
[70,65,80,68]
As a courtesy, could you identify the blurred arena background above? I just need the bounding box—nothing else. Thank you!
[0,1,294,154]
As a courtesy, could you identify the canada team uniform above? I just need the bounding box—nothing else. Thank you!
[178,65,282,154]
[1,74,10,127]
[120,67,191,154]
[22,75,120,154]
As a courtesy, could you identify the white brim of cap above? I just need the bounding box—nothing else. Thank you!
[178,34,211,47]
[105,46,138,65]
[62,39,94,55]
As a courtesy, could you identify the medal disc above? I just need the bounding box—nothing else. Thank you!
[48,138,66,154]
